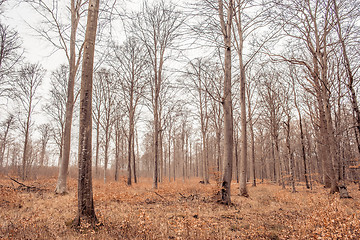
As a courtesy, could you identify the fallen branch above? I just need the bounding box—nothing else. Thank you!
[154,191,166,200]
[8,177,43,192]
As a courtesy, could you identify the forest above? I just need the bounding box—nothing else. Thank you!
[1,0,360,239]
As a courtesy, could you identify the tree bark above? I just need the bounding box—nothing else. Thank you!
[218,0,234,205]
[72,0,99,227]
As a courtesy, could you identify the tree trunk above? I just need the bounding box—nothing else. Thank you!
[114,128,120,181]
[103,133,109,183]
[153,93,159,189]
[55,0,80,194]
[133,129,137,183]
[285,116,296,193]
[95,118,100,177]
[249,114,256,187]
[219,0,234,205]
[21,113,30,180]
[127,124,133,186]
[72,0,99,227]
[293,86,310,189]
[239,56,248,197]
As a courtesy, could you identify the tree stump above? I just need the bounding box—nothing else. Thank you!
[338,184,351,199]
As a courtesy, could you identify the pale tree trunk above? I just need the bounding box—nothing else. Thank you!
[72,0,99,227]
[238,50,248,196]
[233,0,248,197]
[55,0,82,194]
[218,0,234,205]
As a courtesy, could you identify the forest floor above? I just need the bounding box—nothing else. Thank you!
[1,175,360,239]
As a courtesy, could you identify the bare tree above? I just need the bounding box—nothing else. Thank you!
[0,24,22,98]
[332,0,360,151]
[185,58,216,184]
[94,69,116,183]
[72,0,99,228]
[273,0,340,193]
[258,70,284,187]
[13,63,45,180]
[109,37,148,185]
[131,0,184,189]
[23,0,87,193]
[43,65,69,169]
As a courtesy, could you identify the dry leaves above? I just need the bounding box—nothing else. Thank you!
[0,175,359,239]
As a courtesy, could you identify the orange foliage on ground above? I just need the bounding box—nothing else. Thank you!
[1,175,360,239]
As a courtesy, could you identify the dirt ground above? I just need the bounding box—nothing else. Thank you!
[1,175,360,239]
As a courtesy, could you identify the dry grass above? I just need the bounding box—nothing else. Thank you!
[1,175,360,239]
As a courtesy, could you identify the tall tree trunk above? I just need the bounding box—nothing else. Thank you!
[235,6,248,197]
[219,0,234,205]
[55,0,81,194]
[72,0,99,227]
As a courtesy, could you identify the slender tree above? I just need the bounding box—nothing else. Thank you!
[110,37,148,185]
[131,0,183,189]
[13,63,44,180]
